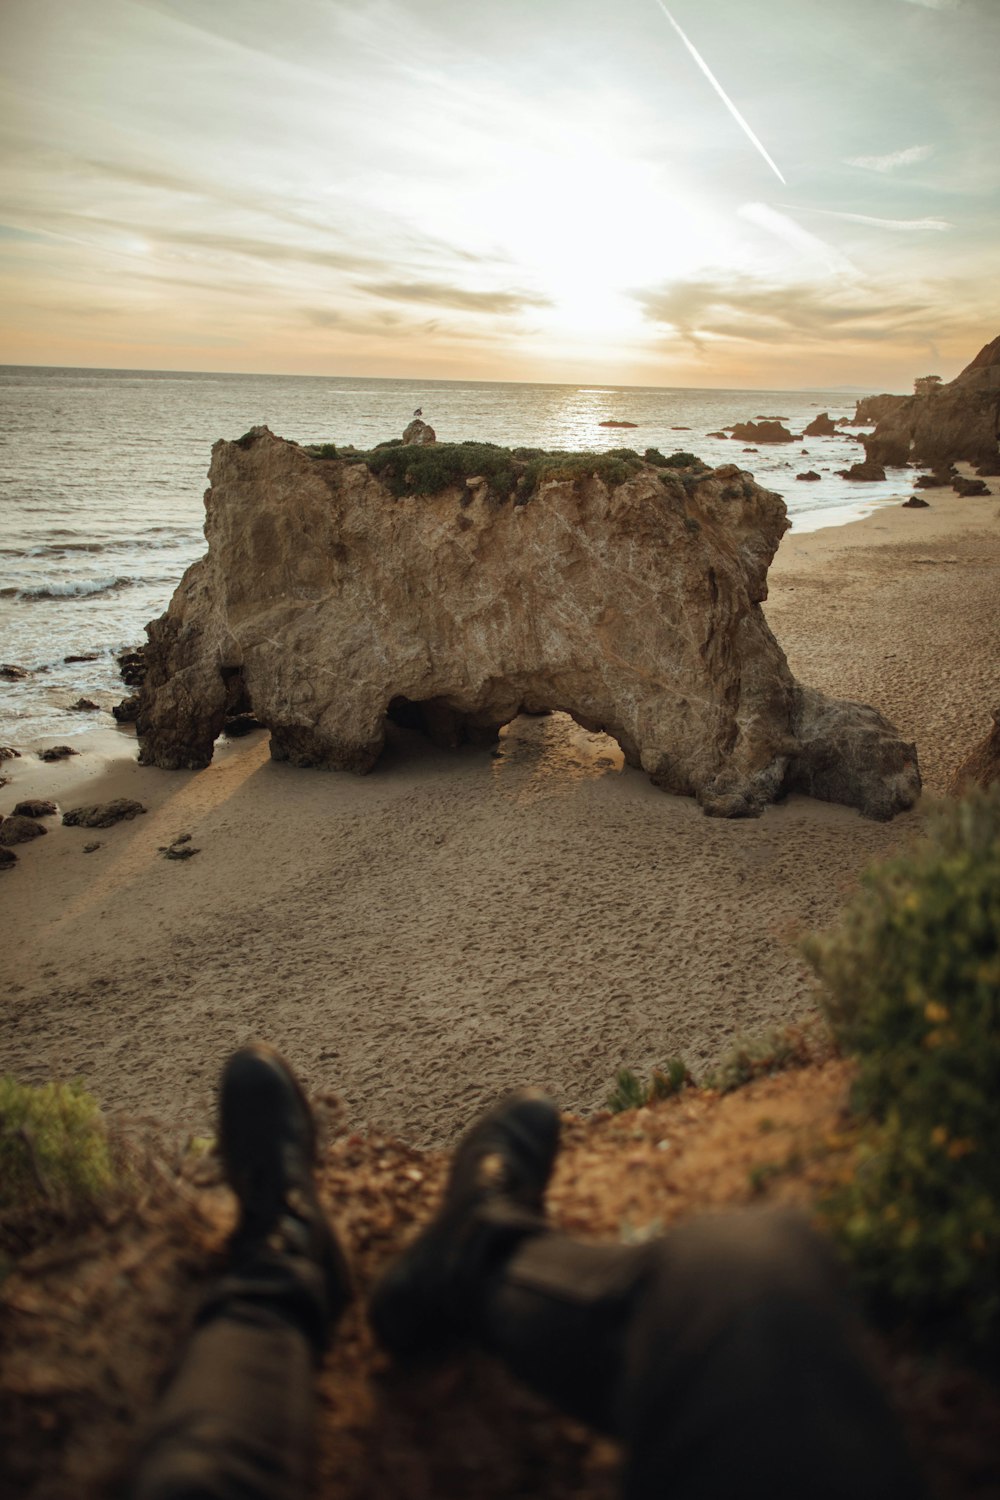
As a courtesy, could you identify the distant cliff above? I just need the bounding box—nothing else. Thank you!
[853,393,910,426]
[136,430,919,820]
[864,334,1000,470]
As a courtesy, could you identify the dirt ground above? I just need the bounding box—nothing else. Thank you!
[2,1060,998,1500]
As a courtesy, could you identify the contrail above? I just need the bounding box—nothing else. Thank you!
[654,1,786,185]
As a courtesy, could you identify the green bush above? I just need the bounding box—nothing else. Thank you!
[644,448,707,469]
[361,441,520,502]
[353,442,649,506]
[702,1026,814,1094]
[0,1077,113,1210]
[520,450,645,496]
[607,1058,690,1113]
[805,789,1000,1345]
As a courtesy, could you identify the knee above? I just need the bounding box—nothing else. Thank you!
[657,1208,841,1307]
[132,1444,222,1500]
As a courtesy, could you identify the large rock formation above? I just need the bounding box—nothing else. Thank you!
[852,394,910,426]
[864,334,1000,470]
[136,430,920,819]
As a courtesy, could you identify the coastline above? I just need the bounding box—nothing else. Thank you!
[2,480,997,1144]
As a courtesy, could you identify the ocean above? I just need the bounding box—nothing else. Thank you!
[1,365,901,744]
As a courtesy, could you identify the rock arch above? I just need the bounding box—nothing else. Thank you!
[137,429,919,820]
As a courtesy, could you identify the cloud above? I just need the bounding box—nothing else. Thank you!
[136,225,369,272]
[358,281,551,315]
[780,204,952,233]
[899,0,962,9]
[634,275,935,347]
[0,224,50,243]
[846,145,932,172]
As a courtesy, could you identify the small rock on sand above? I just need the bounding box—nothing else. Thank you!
[63,799,147,828]
[0,815,47,846]
[39,745,79,762]
[12,799,58,818]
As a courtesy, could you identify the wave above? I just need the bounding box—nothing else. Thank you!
[0,575,153,601]
[0,533,200,560]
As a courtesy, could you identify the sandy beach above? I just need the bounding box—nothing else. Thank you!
[2,481,997,1145]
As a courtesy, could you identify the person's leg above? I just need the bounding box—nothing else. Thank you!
[132,1046,351,1500]
[371,1094,927,1500]
[486,1212,928,1500]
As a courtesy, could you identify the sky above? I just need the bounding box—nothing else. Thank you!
[0,0,997,389]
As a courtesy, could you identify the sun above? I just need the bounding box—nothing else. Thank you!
[395,100,727,350]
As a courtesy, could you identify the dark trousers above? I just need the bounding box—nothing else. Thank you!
[132,1210,926,1500]
[482,1211,927,1500]
[132,1250,328,1500]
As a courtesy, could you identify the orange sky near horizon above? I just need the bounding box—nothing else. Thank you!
[1,0,997,391]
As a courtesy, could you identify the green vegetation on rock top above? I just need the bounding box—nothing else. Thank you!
[305,440,709,504]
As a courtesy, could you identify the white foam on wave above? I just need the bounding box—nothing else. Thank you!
[5,575,141,601]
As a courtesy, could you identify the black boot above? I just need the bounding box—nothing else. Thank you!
[216,1043,352,1347]
[369,1089,560,1359]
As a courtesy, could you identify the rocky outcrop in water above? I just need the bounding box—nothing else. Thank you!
[135,429,920,819]
[836,460,886,482]
[864,334,1000,470]
[803,413,837,437]
[728,420,795,444]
